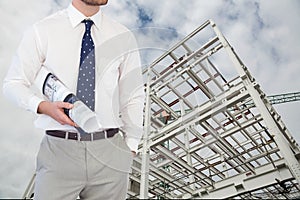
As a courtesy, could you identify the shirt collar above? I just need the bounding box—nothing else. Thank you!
[67,3,102,29]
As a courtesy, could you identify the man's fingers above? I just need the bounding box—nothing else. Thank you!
[38,101,76,127]
[56,101,73,109]
[57,108,76,126]
[52,101,75,126]
[64,116,76,127]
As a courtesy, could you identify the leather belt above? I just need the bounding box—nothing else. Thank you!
[46,128,119,141]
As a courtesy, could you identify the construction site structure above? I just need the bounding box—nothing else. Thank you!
[23,20,300,199]
[128,19,300,199]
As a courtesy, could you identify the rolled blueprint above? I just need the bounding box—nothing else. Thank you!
[35,67,101,133]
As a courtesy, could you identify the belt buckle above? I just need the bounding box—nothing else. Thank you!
[79,132,94,141]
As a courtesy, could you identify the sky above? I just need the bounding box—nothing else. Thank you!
[0,0,299,198]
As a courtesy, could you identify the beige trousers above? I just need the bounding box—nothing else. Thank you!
[34,133,133,200]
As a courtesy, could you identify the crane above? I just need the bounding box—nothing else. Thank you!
[158,92,300,124]
[249,91,300,106]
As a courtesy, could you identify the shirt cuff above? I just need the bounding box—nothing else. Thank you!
[125,136,141,152]
[28,95,44,113]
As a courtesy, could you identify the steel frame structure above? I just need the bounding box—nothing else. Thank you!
[127,20,300,199]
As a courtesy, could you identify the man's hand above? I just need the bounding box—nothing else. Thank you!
[38,101,76,127]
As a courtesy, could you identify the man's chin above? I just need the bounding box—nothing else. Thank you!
[81,0,108,6]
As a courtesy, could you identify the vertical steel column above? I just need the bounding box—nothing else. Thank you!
[180,99,195,190]
[210,20,300,184]
[139,66,151,198]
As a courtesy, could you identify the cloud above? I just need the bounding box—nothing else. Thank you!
[0,0,299,198]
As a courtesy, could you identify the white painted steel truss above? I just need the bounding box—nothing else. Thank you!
[127,20,300,199]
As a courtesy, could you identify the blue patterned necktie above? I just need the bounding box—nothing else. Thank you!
[77,19,95,111]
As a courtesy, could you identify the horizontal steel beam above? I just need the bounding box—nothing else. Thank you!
[148,82,248,148]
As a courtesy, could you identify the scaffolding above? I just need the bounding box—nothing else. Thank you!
[127,20,300,199]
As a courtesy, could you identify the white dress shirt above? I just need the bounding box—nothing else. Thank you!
[3,4,145,152]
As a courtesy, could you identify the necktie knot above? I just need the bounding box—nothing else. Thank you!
[83,19,94,32]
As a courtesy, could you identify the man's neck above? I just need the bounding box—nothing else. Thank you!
[72,0,100,17]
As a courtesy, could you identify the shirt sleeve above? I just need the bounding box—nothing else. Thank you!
[3,24,45,113]
[118,33,145,152]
